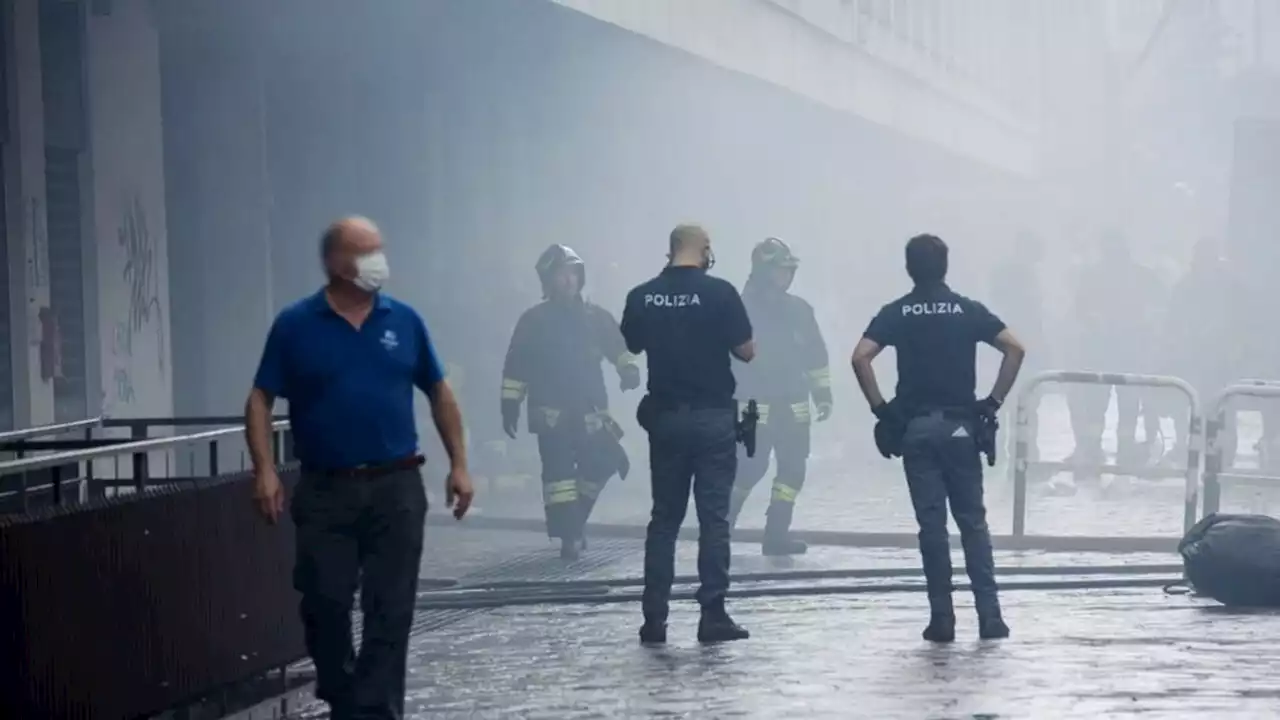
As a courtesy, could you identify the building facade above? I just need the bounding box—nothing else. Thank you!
[3,0,173,431]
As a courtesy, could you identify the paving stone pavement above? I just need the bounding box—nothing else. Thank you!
[275,396,1280,719]
[283,523,1280,720]
[385,587,1280,720]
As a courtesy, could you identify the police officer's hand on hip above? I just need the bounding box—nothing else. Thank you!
[850,233,1025,644]
[619,223,754,646]
[244,216,473,719]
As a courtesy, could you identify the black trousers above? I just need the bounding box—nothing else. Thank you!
[641,405,737,620]
[536,423,617,540]
[901,412,999,617]
[729,408,811,538]
[291,468,427,720]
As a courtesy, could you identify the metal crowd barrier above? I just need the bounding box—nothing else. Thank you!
[0,421,304,720]
[1202,381,1280,515]
[1011,370,1201,537]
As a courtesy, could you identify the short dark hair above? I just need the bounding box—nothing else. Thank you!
[905,234,948,285]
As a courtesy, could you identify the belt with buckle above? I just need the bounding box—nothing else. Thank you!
[309,454,425,479]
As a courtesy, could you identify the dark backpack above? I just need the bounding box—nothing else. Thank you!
[1180,513,1280,607]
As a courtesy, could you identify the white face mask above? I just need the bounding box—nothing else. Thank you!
[352,251,390,292]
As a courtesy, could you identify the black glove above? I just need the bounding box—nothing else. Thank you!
[872,401,903,425]
[501,399,521,439]
[619,364,641,392]
[871,400,906,459]
[975,396,1001,418]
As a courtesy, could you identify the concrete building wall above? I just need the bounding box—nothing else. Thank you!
[85,0,172,420]
[550,0,1037,176]
[1,0,171,430]
[5,0,54,428]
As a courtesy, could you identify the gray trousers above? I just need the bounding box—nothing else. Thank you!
[902,411,1000,616]
[641,404,737,620]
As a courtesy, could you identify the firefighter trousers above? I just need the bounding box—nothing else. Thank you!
[728,408,810,541]
[536,423,617,541]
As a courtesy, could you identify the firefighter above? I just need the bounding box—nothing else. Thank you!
[728,237,832,556]
[500,244,640,560]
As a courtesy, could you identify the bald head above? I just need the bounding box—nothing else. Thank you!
[321,216,386,290]
[669,224,708,255]
[668,224,713,269]
[321,216,381,259]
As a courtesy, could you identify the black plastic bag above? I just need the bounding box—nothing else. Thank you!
[1180,513,1280,607]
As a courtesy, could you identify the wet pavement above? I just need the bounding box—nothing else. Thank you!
[277,527,1280,719]
[395,590,1280,719]
[269,395,1280,718]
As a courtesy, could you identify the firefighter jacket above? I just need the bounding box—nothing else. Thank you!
[501,299,637,433]
[737,281,831,425]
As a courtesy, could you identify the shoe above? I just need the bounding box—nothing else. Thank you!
[761,536,808,556]
[978,615,1010,639]
[698,605,750,643]
[639,621,667,645]
[922,614,956,643]
[559,538,580,561]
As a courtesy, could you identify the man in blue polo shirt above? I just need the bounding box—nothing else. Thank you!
[245,216,472,720]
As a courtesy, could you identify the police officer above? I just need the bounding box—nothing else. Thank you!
[851,234,1023,642]
[620,223,753,645]
[501,244,640,560]
[729,237,831,556]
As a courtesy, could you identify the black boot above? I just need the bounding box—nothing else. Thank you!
[978,615,1010,639]
[559,537,580,561]
[698,601,750,643]
[922,614,956,643]
[975,592,1009,639]
[922,594,955,643]
[639,619,667,645]
[762,536,808,556]
[761,501,807,556]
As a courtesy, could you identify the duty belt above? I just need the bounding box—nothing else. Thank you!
[910,406,975,422]
[646,396,736,412]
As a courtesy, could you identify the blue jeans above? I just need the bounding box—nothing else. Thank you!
[641,405,738,620]
[902,411,999,616]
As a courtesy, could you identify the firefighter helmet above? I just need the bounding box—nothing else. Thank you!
[751,237,799,269]
[535,244,586,295]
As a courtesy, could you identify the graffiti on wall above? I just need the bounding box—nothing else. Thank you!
[113,367,136,405]
[24,197,49,290]
[116,194,166,378]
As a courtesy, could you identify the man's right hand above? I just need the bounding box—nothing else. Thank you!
[872,400,903,425]
[253,468,285,524]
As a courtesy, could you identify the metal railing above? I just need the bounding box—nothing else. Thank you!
[0,423,304,719]
[1010,370,1201,537]
[0,416,102,444]
[0,420,290,512]
[1202,381,1280,515]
